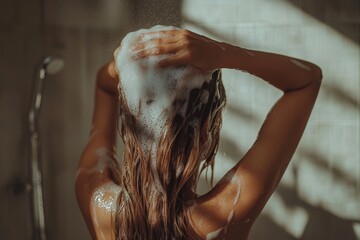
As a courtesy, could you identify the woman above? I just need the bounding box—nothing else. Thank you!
[75,26,323,240]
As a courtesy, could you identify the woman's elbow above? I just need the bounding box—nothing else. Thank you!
[311,64,323,83]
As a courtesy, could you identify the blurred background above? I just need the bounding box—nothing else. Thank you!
[0,0,359,239]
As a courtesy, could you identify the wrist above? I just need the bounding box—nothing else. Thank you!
[218,43,253,70]
[214,41,229,69]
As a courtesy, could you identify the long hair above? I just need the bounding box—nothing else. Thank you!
[112,69,226,240]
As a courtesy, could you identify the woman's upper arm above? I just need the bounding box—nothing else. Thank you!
[75,61,119,238]
[235,77,321,216]
[236,79,322,212]
[77,60,119,170]
[196,77,322,228]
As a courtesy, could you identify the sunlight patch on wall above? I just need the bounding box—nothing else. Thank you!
[181,0,360,232]
[353,223,360,240]
[263,192,309,238]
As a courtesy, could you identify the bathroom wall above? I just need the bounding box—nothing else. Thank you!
[0,0,359,239]
[0,0,132,239]
[1,1,42,238]
[181,0,360,239]
[0,0,182,239]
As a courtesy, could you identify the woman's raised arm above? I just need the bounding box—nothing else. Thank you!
[194,42,322,238]
[210,44,323,219]
[75,61,119,239]
[132,29,322,235]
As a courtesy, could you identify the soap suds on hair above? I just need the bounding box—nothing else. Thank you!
[114,25,215,194]
[114,25,214,143]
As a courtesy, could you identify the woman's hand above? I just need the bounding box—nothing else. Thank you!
[97,61,119,95]
[131,29,225,71]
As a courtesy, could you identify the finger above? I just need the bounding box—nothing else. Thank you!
[134,29,200,52]
[139,29,180,38]
[132,36,178,51]
[140,29,199,40]
[133,42,182,59]
[176,29,202,40]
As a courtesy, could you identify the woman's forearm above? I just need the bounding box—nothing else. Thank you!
[129,29,322,90]
[218,43,323,92]
[90,63,119,148]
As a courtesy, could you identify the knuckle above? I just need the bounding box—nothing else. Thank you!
[152,48,159,54]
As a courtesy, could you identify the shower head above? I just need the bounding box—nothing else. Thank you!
[29,56,65,131]
[47,58,65,75]
[40,56,65,76]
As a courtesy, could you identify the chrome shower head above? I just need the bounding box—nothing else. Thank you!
[29,56,65,131]
[40,56,65,77]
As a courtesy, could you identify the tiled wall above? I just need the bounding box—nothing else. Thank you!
[1,1,42,239]
[1,0,359,239]
[181,0,360,239]
[0,0,132,239]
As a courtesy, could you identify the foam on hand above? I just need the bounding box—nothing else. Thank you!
[114,25,214,151]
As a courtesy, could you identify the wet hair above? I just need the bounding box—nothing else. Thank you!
[112,69,226,240]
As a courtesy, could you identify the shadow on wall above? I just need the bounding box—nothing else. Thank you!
[284,0,360,44]
[212,103,359,239]
[191,12,359,236]
[187,19,360,113]
[260,147,359,240]
[321,81,359,111]
[183,16,238,44]
[279,174,359,240]
[251,184,360,240]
